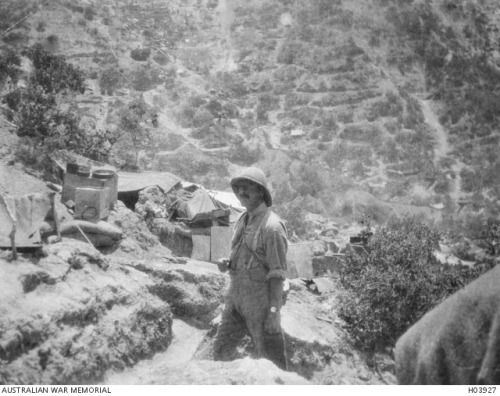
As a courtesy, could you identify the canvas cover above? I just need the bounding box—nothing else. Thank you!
[117,171,181,193]
[0,192,55,248]
[172,188,219,220]
[286,242,314,279]
[208,190,245,225]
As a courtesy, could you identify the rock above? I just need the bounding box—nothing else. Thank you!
[135,186,168,220]
[108,202,161,251]
[128,259,228,328]
[358,369,371,381]
[281,293,343,379]
[0,245,173,384]
[373,352,395,372]
[311,240,327,256]
[42,240,109,270]
[288,278,306,291]
[61,232,116,247]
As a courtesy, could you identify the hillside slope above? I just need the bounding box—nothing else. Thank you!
[2,0,500,240]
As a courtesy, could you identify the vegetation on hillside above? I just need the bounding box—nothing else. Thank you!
[338,217,489,351]
[1,44,117,171]
[386,0,500,218]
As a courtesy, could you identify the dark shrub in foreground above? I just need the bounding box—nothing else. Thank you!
[338,217,482,351]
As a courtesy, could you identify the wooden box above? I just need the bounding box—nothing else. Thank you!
[75,187,110,222]
[62,173,117,209]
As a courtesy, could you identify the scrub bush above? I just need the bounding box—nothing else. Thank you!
[130,48,151,62]
[338,217,481,351]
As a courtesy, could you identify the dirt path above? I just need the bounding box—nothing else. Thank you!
[419,98,464,201]
[420,99,449,160]
[215,0,237,72]
[103,319,207,385]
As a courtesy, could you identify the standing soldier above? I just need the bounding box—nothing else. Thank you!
[214,167,288,370]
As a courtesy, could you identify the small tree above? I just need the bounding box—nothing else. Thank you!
[116,96,152,166]
[3,45,116,166]
[4,44,85,139]
[99,66,121,95]
[0,46,22,87]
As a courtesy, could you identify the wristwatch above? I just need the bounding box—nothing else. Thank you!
[270,306,277,313]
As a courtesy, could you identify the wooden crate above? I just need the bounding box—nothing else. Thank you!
[75,187,110,222]
[62,172,117,209]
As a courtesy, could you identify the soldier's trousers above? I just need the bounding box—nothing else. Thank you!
[213,267,287,370]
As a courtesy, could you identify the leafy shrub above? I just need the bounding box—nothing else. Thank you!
[276,202,307,238]
[83,6,95,21]
[460,168,480,193]
[193,108,213,128]
[229,142,262,165]
[4,45,85,142]
[2,31,29,46]
[28,44,85,94]
[277,39,307,65]
[338,111,354,124]
[216,72,248,97]
[131,65,163,91]
[292,163,325,198]
[130,48,151,62]
[324,142,348,170]
[338,217,481,351]
[2,46,119,166]
[0,47,22,85]
[153,51,169,65]
[222,102,239,119]
[178,105,196,127]
[99,67,121,95]
[205,98,222,115]
[340,124,382,144]
[36,21,46,32]
[115,96,152,165]
[44,35,59,53]
[66,3,84,13]
[366,91,404,121]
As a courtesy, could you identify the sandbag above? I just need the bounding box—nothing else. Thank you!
[62,232,116,247]
[60,220,123,240]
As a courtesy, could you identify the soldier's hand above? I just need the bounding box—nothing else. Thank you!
[264,311,281,334]
[216,258,230,273]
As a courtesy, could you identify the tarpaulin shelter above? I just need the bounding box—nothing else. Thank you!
[172,188,219,221]
[117,171,182,210]
[167,187,244,262]
[207,190,245,225]
[0,192,57,248]
[117,171,182,194]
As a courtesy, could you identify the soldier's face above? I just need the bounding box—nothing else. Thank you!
[233,180,264,211]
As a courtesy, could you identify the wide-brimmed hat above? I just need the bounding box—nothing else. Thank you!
[230,167,272,207]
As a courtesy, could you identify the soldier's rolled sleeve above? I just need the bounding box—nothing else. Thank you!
[264,223,288,281]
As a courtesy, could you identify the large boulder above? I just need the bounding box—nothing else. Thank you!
[127,259,228,328]
[0,240,173,384]
[395,265,500,384]
[107,201,162,254]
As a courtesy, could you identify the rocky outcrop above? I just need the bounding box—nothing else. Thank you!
[0,241,173,385]
[128,259,228,328]
[107,201,162,254]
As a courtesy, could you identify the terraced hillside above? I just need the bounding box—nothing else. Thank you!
[1,0,500,240]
